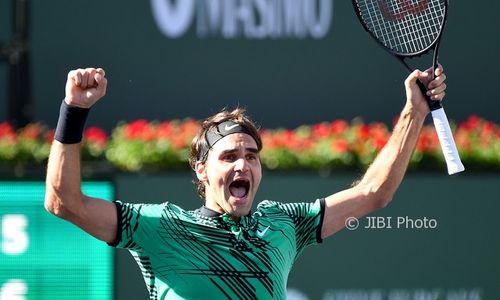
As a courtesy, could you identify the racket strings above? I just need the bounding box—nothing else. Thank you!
[372,0,440,47]
[374,0,441,52]
[377,1,440,51]
[356,0,445,54]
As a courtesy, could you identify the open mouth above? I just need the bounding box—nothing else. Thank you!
[229,179,250,198]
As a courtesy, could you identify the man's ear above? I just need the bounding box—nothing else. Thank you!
[195,161,207,182]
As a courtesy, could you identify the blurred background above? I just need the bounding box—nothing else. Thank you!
[1,0,499,299]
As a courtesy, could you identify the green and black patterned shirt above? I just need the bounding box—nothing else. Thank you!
[110,198,325,300]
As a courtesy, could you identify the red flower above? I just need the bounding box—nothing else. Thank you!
[0,122,16,140]
[178,119,201,146]
[373,136,388,151]
[330,120,348,135]
[370,122,387,137]
[416,127,439,153]
[84,127,108,145]
[124,119,156,141]
[260,129,308,151]
[331,138,349,153]
[460,115,481,131]
[313,123,331,138]
[284,130,296,147]
[152,119,200,149]
[157,121,175,139]
[357,124,370,140]
[180,119,200,137]
[46,129,56,143]
[19,123,43,140]
[260,130,276,149]
[276,130,293,148]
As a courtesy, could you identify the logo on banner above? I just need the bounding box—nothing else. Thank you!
[150,0,334,39]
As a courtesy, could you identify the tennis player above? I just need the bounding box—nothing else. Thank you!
[45,66,447,299]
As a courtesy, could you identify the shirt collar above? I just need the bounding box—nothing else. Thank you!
[197,206,252,223]
[198,206,223,217]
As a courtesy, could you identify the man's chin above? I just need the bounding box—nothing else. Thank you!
[228,197,252,215]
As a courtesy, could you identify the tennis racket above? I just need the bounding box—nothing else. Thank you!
[352,0,464,175]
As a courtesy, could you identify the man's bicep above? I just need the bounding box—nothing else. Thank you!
[321,187,381,239]
[69,196,118,244]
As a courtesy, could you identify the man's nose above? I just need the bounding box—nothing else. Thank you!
[234,157,249,172]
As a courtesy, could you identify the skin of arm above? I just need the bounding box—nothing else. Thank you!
[321,66,447,239]
[44,68,117,243]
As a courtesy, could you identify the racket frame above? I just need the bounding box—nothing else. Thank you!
[351,0,465,175]
[351,0,448,58]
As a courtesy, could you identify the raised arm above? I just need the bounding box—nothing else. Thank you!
[321,66,447,239]
[45,68,117,243]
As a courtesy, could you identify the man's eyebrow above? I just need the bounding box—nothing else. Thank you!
[247,148,259,153]
[220,147,259,155]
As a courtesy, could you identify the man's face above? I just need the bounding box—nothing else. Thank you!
[196,133,262,219]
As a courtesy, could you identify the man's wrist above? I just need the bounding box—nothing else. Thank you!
[402,103,427,124]
[54,100,90,144]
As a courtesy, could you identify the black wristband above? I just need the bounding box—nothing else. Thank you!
[54,101,90,144]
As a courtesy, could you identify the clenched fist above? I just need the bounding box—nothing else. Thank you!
[404,64,447,116]
[64,68,108,108]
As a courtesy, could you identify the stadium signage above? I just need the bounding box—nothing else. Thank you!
[151,0,333,39]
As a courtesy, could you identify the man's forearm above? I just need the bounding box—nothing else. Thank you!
[45,141,84,217]
[43,68,118,242]
[358,104,426,206]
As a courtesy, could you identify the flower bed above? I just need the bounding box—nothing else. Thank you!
[1,115,498,172]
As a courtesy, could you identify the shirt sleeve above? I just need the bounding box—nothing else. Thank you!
[259,198,325,256]
[107,200,164,250]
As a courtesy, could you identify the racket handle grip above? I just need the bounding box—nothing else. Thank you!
[416,80,442,110]
[415,79,465,175]
[430,108,465,175]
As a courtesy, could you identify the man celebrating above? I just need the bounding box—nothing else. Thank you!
[45,66,447,299]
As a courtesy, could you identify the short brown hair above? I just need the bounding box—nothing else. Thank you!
[189,108,262,199]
